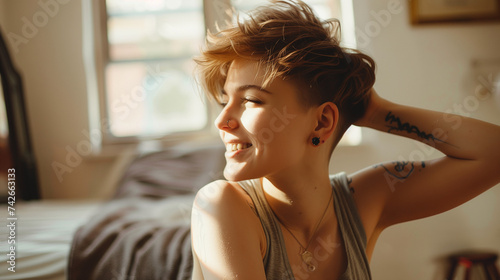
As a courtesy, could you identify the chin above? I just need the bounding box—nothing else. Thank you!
[223,163,259,182]
[223,169,247,182]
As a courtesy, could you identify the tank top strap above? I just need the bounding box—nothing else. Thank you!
[238,179,295,280]
[330,172,372,279]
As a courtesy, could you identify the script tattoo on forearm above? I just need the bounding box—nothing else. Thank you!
[374,161,426,180]
[385,112,447,144]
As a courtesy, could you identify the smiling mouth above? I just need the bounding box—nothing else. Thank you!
[227,143,253,152]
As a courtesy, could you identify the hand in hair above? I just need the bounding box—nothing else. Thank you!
[352,88,381,128]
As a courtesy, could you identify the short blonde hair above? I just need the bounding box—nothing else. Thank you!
[195,0,376,132]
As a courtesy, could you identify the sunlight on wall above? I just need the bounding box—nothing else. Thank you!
[340,0,357,49]
[339,126,362,146]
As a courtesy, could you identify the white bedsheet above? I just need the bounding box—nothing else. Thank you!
[0,200,102,280]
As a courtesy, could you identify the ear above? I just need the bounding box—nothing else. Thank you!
[313,102,339,143]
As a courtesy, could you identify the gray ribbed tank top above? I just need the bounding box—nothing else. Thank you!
[238,172,372,280]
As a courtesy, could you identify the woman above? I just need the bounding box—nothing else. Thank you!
[190,1,500,279]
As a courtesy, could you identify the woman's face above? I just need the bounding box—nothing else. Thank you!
[216,59,317,181]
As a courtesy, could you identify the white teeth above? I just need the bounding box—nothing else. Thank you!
[227,143,251,152]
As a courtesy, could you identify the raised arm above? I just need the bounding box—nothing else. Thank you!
[351,89,500,231]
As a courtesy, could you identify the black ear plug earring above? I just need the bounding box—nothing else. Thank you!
[312,137,320,146]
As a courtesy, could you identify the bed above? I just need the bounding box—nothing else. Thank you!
[68,143,225,280]
[0,200,101,280]
[0,142,225,280]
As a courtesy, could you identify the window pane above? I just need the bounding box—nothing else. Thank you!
[106,0,202,15]
[231,0,339,19]
[107,12,204,61]
[104,0,207,138]
[105,60,207,137]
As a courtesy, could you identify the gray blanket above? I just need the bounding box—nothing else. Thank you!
[68,143,225,280]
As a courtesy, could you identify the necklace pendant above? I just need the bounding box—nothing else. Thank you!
[301,250,313,263]
[301,250,315,271]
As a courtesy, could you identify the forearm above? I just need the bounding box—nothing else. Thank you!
[363,97,500,161]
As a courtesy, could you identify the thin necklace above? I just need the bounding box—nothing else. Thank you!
[276,189,334,272]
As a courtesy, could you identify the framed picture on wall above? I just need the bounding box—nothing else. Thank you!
[410,0,500,24]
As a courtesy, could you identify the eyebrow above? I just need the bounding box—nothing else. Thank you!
[221,84,273,95]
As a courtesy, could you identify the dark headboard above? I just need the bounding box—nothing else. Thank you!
[0,27,40,200]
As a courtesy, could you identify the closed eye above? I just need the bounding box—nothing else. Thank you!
[242,97,263,105]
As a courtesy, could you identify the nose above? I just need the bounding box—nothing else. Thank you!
[214,105,239,131]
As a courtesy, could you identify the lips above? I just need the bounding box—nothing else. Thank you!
[227,143,253,152]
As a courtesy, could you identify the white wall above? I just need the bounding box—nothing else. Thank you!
[1,0,118,199]
[329,0,500,279]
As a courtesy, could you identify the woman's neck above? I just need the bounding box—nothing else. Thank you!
[261,163,334,237]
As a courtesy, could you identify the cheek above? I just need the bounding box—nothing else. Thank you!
[240,109,269,137]
[241,107,308,147]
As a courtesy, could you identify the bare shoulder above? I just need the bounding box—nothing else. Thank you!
[193,180,257,217]
[191,180,267,279]
[192,180,266,252]
[192,179,261,240]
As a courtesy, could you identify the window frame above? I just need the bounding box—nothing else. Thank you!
[94,0,216,145]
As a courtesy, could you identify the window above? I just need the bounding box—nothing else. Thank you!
[103,0,208,138]
[100,0,360,144]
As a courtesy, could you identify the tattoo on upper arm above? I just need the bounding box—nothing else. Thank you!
[373,161,426,192]
[385,112,447,144]
[374,161,426,180]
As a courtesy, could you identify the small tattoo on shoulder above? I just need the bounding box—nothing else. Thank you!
[374,161,426,181]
